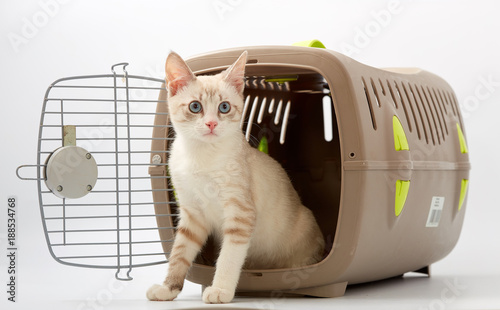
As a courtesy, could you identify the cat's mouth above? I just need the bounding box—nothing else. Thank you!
[203,131,218,137]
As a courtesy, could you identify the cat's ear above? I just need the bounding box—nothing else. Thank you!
[223,51,247,94]
[165,52,196,96]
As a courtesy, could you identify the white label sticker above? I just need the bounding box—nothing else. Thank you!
[426,196,445,227]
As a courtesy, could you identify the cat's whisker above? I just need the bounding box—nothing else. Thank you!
[248,134,260,147]
[242,123,263,147]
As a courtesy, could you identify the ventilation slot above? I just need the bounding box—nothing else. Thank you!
[242,93,291,146]
[405,84,431,144]
[427,87,446,142]
[322,95,334,142]
[378,78,386,96]
[446,91,458,116]
[434,88,449,135]
[386,80,398,109]
[450,92,464,130]
[370,78,381,107]
[393,81,414,135]
[240,75,334,146]
[400,82,422,141]
[361,77,377,130]
[362,78,456,145]
[239,78,294,145]
[413,85,436,145]
[245,96,260,142]
[436,89,448,116]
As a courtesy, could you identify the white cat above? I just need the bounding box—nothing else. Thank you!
[147,51,325,304]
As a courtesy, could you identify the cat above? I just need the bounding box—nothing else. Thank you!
[147,51,325,304]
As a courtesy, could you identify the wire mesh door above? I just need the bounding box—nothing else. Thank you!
[18,63,175,280]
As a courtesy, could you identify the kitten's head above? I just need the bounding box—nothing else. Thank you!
[165,51,247,143]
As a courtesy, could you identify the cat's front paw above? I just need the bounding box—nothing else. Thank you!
[202,286,234,304]
[146,284,180,301]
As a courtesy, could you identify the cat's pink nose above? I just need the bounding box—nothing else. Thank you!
[205,121,218,132]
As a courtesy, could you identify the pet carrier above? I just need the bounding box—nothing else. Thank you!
[151,40,470,297]
[17,40,470,298]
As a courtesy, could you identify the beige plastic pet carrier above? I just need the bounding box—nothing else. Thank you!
[149,40,471,297]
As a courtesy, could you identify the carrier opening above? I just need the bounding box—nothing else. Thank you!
[169,68,342,269]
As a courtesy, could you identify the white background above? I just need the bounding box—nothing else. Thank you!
[1,0,500,309]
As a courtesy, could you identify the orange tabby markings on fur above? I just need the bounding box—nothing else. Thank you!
[180,207,209,235]
[224,227,252,239]
[231,216,255,227]
[176,227,204,247]
[225,197,254,214]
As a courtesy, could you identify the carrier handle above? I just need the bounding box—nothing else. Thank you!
[111,62,129,74]
[292,39,326,48]
[16,164,44,181]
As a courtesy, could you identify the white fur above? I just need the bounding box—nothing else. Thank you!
[146,284,179,301]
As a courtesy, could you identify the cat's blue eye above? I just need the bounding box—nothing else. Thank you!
[218,102,231,114]
[189,101,202,113]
